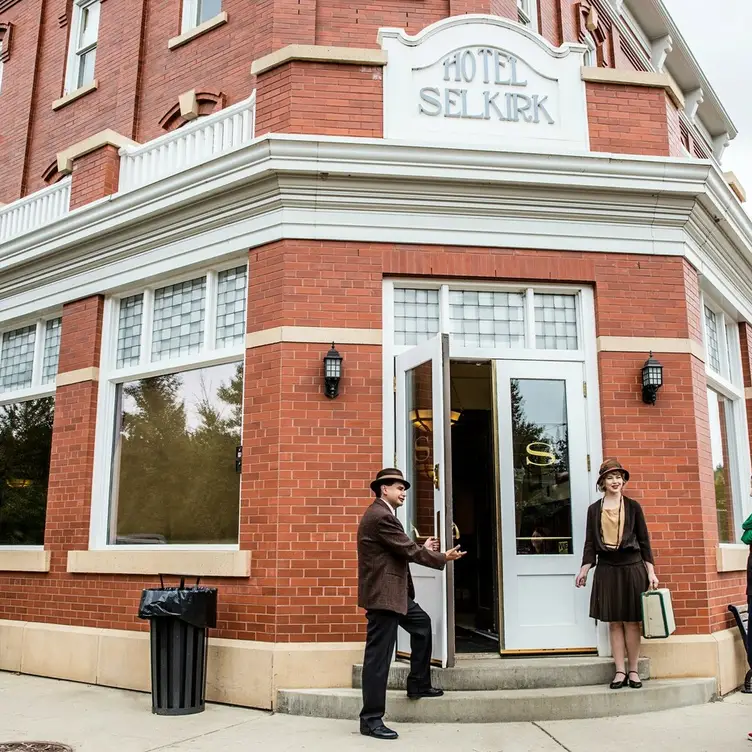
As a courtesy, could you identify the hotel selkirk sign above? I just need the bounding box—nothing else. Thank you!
[378,16,589,152]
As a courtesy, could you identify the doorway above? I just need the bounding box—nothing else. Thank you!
[450,361,500,654]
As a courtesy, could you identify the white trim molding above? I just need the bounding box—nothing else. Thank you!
[245,326,382,349]
[168,11,228,50]
[67,549,251,576]
[596,336,705,362]
[52,80,98,111]
[2,135,752,333]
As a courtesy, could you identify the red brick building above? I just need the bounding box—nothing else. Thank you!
[0,0,751,713]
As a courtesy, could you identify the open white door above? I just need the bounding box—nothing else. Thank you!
[496,360,595,651]
[395,334,454,667]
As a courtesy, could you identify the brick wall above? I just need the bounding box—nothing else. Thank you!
[0,241,744,642]
[255,62,383,138]
[586,82,672,156]
[69,146,121,210]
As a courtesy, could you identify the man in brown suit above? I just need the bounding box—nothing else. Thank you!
[358,468,465,740]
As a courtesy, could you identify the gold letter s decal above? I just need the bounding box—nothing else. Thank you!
[526,442,556,467]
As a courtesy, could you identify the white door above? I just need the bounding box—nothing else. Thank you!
[496,360,595,651]
[395,334,454,667]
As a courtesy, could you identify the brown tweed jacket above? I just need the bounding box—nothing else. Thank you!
[357,499,446,615]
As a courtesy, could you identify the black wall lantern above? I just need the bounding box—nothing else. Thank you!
[641,352,664,405]
[323,343,343,399]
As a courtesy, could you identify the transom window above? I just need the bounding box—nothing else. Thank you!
[702,296,749,544]
[0,315,61,547]
[181,0,222,33]
[393,285,581,352]
[64,0,100,93]
[94,263,248,548]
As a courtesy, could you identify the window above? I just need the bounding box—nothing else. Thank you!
[393,285,581,352]
[517,0,538,30]
[181,0,222,32]
[64,0,100,94]
[702,298,749,544]
[0,316,62,546]
[97,264,248,547]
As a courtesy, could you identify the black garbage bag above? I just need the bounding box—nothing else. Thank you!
[138,576,218,628]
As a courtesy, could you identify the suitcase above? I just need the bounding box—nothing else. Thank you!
[641,588,676,639]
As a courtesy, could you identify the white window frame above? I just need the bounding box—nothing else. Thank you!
[517,0,539,32]
[702,294,751,545]
[63,0,100,95]
[89,260,248,551]
[582,30,598,67]
[181,0,222,33]
[0,313,62,550]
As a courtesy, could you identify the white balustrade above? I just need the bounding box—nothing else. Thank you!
[0,177,72,246]
[119,92,256,193]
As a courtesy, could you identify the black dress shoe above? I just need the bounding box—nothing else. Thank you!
[360,724,399,740]
[406,687,444,699]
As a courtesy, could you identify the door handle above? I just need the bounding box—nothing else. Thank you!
[452,523,460,541]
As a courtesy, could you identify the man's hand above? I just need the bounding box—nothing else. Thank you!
[424,537,440,551]
[444,545,466,562]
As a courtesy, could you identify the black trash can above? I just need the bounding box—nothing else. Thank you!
[138,575,218,715]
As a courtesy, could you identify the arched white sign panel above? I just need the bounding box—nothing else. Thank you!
[378,15,589,153]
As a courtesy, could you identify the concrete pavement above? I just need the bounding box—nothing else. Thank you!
[1,672,751,751]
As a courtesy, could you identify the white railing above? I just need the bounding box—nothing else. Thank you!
[119,92,256,193]
[0,178,72,245]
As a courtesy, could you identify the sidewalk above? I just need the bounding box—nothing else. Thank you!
[1,672,750,752]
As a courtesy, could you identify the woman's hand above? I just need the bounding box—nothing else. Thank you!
[646,563,659,590]
[575,565,591,588]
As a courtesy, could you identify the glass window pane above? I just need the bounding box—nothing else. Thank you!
[534,293,578,350]
[117,294,144,369]
[110,362,243,544]
[78,1,100,49]
[0,398,54,545]
[151,277,206,362]
[198,0,221,23]
[394,288,439,347]
[0,325,36,392]
[704,306,721,374]
[708,388,737,544]
[216,266,247,347]
[511,379,572,555]
[449,290,525,348]
[42,318,62,384]
[404,361,434,543]
[77,48,96,89]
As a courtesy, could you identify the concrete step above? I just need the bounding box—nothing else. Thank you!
[276,678,716,723]
[353,656,651,691]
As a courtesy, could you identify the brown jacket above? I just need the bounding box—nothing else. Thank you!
[581,495,655,567]
[358,499,446,615]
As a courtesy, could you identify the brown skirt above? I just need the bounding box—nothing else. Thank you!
[590,553,649,623]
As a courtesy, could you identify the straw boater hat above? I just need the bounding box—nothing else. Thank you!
[596,458,629,490]
[370,468,411,495]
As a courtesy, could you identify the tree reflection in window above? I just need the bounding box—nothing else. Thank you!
[0,398,54,545]
[111,362,243,544]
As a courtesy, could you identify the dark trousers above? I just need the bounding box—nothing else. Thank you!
[359,599,433,728]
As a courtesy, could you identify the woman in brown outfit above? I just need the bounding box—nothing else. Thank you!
[576,459,658,689]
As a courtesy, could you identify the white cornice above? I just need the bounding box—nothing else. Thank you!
[0,135,750,325]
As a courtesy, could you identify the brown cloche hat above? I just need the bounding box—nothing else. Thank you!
[596,458,629,489]
[370,468,411,494]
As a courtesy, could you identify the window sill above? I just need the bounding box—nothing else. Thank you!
[52,80,98,111]
[0,549,51,572]
[168,12,228,50]
[717,544,748,573]
[67,548,250,577]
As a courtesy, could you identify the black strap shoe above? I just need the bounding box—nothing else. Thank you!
[609,671,627,689]
[407,687,444,699]
[360,724,399,740]
[628,671,643,689]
